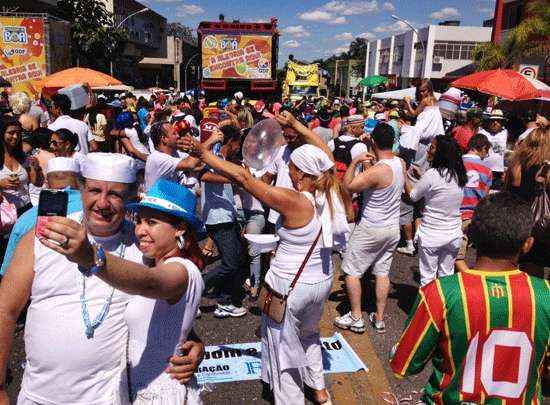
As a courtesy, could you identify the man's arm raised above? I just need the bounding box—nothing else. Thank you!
[0,231,35,404]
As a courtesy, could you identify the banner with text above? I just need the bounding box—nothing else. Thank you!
[201,33,272,80]
[0,17,46,97]
[195,333,367,385]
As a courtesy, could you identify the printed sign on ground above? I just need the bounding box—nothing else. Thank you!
[196,333,367,385]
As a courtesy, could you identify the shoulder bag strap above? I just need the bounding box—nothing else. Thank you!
[286,228,323,296]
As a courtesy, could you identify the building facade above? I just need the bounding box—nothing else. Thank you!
[364,24,492,88]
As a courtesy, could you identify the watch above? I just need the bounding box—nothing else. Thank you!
[88,243,106,276]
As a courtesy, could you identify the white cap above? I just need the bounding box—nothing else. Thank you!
[81,153,136,184]
[97,94,107,100]
[234,91,243,100]
[46,157,80,174]
[184,114,197,128]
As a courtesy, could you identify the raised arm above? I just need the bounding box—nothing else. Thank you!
[342,152,378,193]
[183,136,312,228]
[0,231,35,401]
[39,219,190,302]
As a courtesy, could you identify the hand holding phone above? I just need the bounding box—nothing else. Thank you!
[36,190,68,243]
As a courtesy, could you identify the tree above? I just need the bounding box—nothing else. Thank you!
[472,0,550,71]
[348,37,368,78]
[57,0,127,72]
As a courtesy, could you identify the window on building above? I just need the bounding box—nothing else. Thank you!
[433,40,485,61]
[503,0,524,30]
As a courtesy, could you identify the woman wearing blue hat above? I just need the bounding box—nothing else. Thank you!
[44,178,205,404]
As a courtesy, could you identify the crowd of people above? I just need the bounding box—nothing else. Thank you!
[0,81,547,405]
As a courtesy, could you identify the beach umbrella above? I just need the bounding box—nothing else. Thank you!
[359,75,388,88]
[39,67,122,90]
[451,69,550,101]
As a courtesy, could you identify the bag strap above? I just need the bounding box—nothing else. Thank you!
[286,228,323,296]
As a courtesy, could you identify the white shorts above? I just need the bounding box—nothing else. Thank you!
[341,221,400,277]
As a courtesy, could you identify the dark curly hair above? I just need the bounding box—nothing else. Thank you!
[468,192,534,259]
[431,134,467,187]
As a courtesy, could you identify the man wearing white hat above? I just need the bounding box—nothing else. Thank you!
[0,153,203,405]
[0,157,81,277]
[477,109,508,189]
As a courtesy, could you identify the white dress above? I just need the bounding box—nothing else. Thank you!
[122,257,205,405]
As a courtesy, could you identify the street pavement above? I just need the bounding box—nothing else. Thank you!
[6,250,549,404]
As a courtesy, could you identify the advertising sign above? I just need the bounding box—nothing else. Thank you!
[519,64,539,79]
[201,33,272,80]
[0,17,47,97]
[195,333,368,385]
[286,61,319,87]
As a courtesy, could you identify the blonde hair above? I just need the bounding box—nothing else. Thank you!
[511,127,550,169]
[9,92,31,115]
[237,108,254,129]
[313,170,354,222]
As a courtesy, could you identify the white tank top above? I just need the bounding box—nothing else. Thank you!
[268,192,332,284]
[22,213,143,405]
[124,257,204,398]
[361,156,404,227]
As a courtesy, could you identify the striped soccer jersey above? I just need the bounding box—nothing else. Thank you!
[390,269,549,404]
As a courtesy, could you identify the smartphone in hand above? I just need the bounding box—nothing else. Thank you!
[36,190,69,242]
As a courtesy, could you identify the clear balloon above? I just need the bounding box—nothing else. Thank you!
[242,118,284,170]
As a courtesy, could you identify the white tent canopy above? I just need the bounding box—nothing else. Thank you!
[372,87,441,100]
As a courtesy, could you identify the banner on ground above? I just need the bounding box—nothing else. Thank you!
[196,333,367,385]
[201,33,272,80]
[0,16,46,97]
[285,61,319,87]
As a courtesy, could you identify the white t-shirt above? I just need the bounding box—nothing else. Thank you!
[267,145,293,224]
[144,150,182,191]
[124,128,150,170]
[0,161,30,209]
[22,215,143,405]
[410,168,463,247]
[328,135,369,160]
[48,115,93,155]
[313,126,333,144]
[124,257,204,398]
[478,128,508,173]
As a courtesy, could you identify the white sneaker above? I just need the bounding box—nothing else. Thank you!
[214,304,247,318]
[397,245,415,256]
[334,312,366,333]
[369,312,386,334]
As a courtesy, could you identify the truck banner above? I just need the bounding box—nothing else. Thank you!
[0,17,46,97]
[286,61,319,87]
[201,33,272,80]
[195,333,367,385]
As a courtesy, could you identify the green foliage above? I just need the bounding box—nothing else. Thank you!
[473,0,550,70]
[57,0,127,72]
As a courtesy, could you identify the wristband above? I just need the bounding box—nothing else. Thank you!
[88,243,106,276]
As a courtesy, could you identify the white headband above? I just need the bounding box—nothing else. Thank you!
[290,144,334,176]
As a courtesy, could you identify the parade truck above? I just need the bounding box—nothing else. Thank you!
[197,18,279,100]
[283,60,320,101]
[0,14,71,98]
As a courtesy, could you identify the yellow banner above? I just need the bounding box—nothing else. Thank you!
[286,61,319,86]
[202,34,272,80]
[0,16,47,98]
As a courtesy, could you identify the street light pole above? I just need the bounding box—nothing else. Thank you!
[184,53,199,92]
[110,7,149,77]
[391,14,426,77]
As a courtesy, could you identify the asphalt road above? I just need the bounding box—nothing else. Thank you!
[6,249,549,404]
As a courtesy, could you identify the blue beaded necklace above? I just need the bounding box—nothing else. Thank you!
[79,219,128,339]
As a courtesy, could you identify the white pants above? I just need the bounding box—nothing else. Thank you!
[261,273,333,405]
[418,237,461,286]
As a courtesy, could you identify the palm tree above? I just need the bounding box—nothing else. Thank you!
[472,0,550,70]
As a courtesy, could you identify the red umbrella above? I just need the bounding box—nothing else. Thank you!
[451,69,546,101]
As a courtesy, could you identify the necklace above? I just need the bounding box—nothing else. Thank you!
[79,218,128,339]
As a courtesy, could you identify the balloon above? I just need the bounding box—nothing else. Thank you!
[242,119,284,170]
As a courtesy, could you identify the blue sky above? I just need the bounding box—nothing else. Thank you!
[142,0,495,63]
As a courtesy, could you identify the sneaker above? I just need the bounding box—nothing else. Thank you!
[397,245,415,256]
[334,312,366,333]
[369,312,386,334]
[213,304,247,318]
